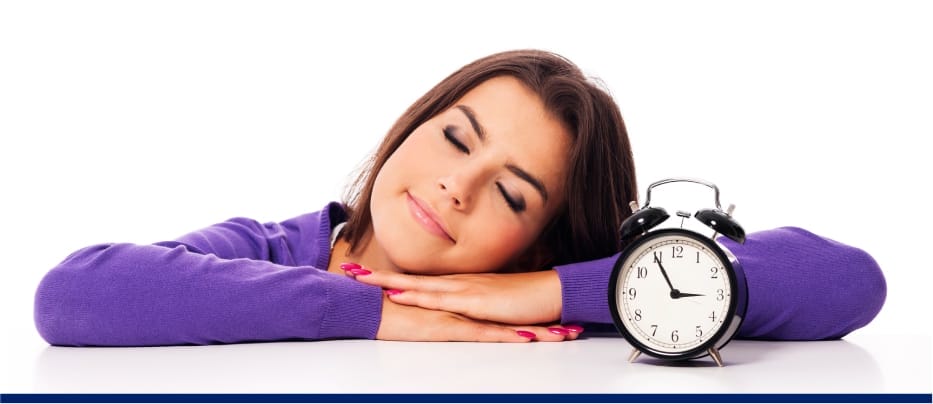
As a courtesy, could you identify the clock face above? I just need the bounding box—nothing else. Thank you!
[612,229,737,358]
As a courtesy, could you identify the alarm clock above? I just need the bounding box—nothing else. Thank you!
[609,178,748,366]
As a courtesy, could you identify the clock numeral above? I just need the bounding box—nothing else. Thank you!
[710,267,719,279]
[709,311,717,322]
[650,324,658,336]
[671,330,679,343]
[628,288,637,300]
[672,245,683,258]
[634,309,642,321]
[653,251,662,264]
[695,326,703,337]
[716,289,725,301]
[636,266,647,279]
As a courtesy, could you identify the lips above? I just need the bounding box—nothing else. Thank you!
[406,192,454,243]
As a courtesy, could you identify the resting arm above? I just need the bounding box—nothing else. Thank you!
[345,225,885,341]
[557,226,887,340]
[34,212,383,346]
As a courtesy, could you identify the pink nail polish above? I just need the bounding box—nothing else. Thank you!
[349,268,372,276]
[548,327,570,336]
[516,330,536,339]
[385,289,404,296]
[340,263,362,270]
[564,325,584,333]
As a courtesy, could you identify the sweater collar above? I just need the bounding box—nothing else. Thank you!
[315,201,349,270]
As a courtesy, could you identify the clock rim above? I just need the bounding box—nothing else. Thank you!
[608,228,747,361]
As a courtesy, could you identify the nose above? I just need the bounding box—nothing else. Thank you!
[437,166,483,211]
[438,177,467,210]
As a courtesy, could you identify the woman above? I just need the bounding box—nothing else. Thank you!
[34,50,885,346]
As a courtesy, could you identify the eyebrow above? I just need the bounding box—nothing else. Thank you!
[455,104,549,203]
[506,164,549,203]
[455,105,486,142]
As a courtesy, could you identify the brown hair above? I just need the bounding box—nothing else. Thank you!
[341,49,637,269]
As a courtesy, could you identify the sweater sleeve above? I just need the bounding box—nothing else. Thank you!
[555,226,886,340]
[34,215,383,347]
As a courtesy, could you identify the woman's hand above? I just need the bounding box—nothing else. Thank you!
[344,263,570,327]
[377,295,579,342]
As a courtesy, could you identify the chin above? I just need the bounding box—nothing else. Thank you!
[397,251,503,275]
[382,242,448,274]
[373,241,446,275]
[369,225,434,273]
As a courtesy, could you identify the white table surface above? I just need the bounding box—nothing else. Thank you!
[7,333,928,394]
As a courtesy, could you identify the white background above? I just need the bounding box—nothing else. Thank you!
[1,0,931,391]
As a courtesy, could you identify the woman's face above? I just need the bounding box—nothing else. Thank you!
[371,76,571,274]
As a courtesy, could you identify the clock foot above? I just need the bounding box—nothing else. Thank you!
[628,348,642,363]
[708,347,723,367]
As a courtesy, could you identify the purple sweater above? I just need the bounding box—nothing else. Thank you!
[34,202,885,346]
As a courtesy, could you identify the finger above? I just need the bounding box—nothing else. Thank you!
[385,289,476,317]
[473,322,570,343]
[516,324,583,342]
[522,325,572,342]
[448,320,536,343]
[338,263,372,278]
[347,265,457,292]
[563,324,584,341]
[549,324,585,341]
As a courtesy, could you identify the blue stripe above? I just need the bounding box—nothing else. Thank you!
[1,394,931,403]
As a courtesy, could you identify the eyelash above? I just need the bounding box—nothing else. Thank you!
[443,127,470,154]
[443,127,525,213]
[497,183,526,213]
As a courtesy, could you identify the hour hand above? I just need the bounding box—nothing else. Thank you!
[673,291,706,298]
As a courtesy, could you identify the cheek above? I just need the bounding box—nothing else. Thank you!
[376,133,439,187]
[373,141,419,197]
[466,219,535,266]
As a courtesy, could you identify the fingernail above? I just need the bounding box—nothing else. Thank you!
[548,327,570,336]
[349,268,371,276]
[385,289,404,296]
[340,262,362,270]
[516,330,536,339]
[564,324,584,333]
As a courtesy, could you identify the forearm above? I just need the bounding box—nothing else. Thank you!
[34,242,382,346]
[721,227,886,340]
[555,254,618,325]
[555,227,886,340]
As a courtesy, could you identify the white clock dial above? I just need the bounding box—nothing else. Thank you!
[615,232,733,355]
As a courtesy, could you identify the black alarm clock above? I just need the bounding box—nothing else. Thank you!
[609,178,748,366]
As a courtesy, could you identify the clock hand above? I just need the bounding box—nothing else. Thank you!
[674,292,706,298]
[655,260,679,297]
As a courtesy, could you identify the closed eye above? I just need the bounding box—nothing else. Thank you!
[444,125,525,213]
[443,126,470,154]
[496,183,526,213]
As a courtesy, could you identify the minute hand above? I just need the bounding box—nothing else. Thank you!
[655,260,677,293]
